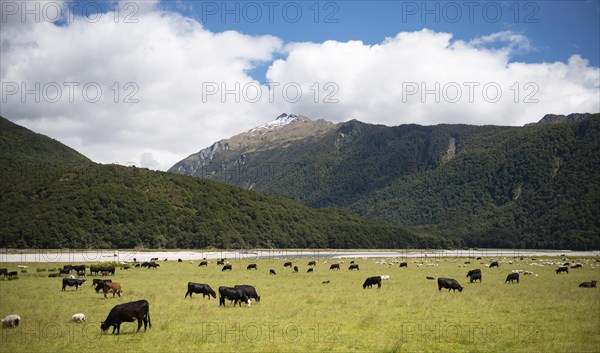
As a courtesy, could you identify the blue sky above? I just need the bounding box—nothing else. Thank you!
[153,0,600,81]
[3,0,599,169]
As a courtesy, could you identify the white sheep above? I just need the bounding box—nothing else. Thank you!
[71,313,85,323]
[380,275,390,280]
[2,314,21,328]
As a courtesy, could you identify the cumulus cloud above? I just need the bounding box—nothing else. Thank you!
[268,29,599,127]
[1,3,598,171]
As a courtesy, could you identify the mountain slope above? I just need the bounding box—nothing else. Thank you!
[170,113,600,250]
[0,116,427,249]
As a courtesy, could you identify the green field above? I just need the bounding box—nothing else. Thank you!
[1,256,599,353]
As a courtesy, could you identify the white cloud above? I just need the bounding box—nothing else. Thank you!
[1,4,598,171]
[267,29,599,127]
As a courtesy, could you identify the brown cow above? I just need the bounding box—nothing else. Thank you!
[103,282,123,299]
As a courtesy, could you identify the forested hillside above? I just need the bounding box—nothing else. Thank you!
[0,116,432,249]
[171,114,600,250]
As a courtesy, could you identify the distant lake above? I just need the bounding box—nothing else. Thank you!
[1,249,598,263]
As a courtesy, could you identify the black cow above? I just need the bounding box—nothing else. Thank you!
[6,271,18,278]
[308,261,316,266]
[63,265,73,272]
[363,276,382,289]
[99,266,115,275]
[234,285,260,302]
[217,260,225,265]
[222,264,232,271]
[73,265,85,273]
[101,300,151,334]
[348,264,359,270]
[198,261,208,267]
[329,264,340,270]
[185,282,217,299]
[466,269,482,283]
[269,269,276,275]
[93,279,112,292]
[150,258,158,261]
[90,266,101,275]
[579,280,597,288]
[62,278,86,291]
[293,266,299,272]
[571,264,583,269]
[141,262,159,268]
[247,264,257,270]
[438,278,463,292]
[177,259,182,262]
[556,266,569,274]
[0,268,8,277]
[283,262,292,267]
[426,276,435,280]
[505,273,519,283]
[476,257,482,260]
[218,286,250,307]
[59,268,71,275]
[399,262,408,268]
[489,262,499,268]
[307,268,313,273]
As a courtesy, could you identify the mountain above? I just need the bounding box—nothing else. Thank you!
[169,113,336,183]
[525,113,594,126]
[0,116,429,249]
[170,113,600,250]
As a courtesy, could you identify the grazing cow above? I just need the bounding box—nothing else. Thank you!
[308,261,316,266]
[93,279,112,292]
[283,262,292,267]
[2,315,20,328]
[101,300,151,334]
[134,264,141,268]
[399,262,408,268]
[322,280,330,284]
[63,265,73,272]
[293,266,299,272]
[234,285,261,302]
[6,271,18,278]
[141,262,159,268]
[489,262,499,268]
[348,264,359,270]
[437,278,463,292]
[59,268,71,275]
[466,269,482,283]
[103,282,123,298]
[464,261,471,264]
[90,266,101,275]
[571,263,583,269]
[476,257,482,260]
[71,313,85,323]
[269,269,276,275]
[505,273,519,283]
[426,276,435,280]
[556,266,569,274]
[62,278,86,291]
[177,259,182,262]
[198,261,208,267]
[185,282,217,299]
[579,280,597,288]
[329,264,340,270]
[73,265,85,273]
[151,258,158,261]
[217,260,225,265]
[0,268,7,277]
[218,286,250,307]
[307,268,313,273]
[99,266,115,275]
[222,264,232,271]
[77,271,86,277]
[363,276,382,289]
[247,264,257,270]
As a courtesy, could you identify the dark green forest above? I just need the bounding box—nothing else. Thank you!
[171,115,600,250]
[0,117,436,249]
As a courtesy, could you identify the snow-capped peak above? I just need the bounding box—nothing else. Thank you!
[251,113,301,132]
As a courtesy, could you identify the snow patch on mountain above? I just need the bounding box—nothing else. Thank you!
[250,113,300,132]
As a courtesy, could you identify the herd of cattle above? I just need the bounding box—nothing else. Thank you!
[1,256,598,333]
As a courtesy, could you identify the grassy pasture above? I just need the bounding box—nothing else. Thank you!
[1,257,599,353]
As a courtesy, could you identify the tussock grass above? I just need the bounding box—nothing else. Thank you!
[0,257,599,352]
